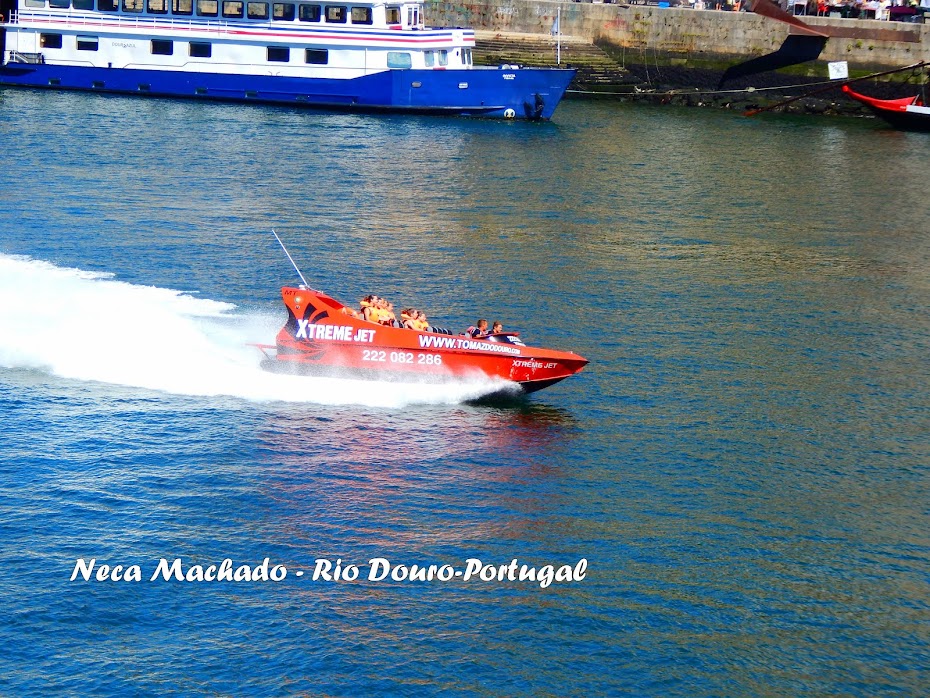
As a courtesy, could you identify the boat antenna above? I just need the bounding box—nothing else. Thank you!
[272,229,311,288]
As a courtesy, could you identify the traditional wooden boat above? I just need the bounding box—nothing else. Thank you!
[842,84,930,132]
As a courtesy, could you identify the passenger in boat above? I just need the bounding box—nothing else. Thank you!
[492,321,504,334]
[360,295,372,319]
[361,295,382,324]
[465,319,488,338]
[400,308,427,331]
[379,298,397,326]
[401,308,416,328]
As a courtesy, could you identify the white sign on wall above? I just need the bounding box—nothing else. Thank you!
[828,61,850,80]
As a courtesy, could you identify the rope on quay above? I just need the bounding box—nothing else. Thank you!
[566,61,928,109]
[568,80,843,98]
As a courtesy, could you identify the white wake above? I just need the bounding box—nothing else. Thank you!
[0,254,512,406]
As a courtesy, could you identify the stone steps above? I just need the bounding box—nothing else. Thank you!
[473,31,638,90]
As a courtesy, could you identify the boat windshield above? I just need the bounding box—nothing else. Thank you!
[486,333,525,346]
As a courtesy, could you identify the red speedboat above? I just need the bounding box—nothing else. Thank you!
[842,85,930,132]
[254,285,588,394]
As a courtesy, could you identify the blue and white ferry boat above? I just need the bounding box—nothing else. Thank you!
[0,0,574,119]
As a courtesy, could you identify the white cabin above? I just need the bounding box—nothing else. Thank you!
[1,0,476,76]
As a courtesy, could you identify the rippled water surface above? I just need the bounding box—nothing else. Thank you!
[1,90,928,695]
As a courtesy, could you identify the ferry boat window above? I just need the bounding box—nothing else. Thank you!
[324,5,345,22]
[247,1,268,18]
[173,0,193,13]
[222,0,243,16]
[350,6,370,23]
[272,2,294,20]
[40,33,63,48]
[196,0,218,15]
[148,0,168,13]
[49,0,69,8]
[385,5,400,23]
[24,0,45,7]
[76,35,99,51]
[387,51,411,69]
[97,0,117,9]
[122,0,144,12]
[267,46,289,61]
[298,3,320,21]
[151,39,173,54]
[405,5,417,26]
[73,0,94,8]
[463,47,472,65]
[424,50,433,68]
[438,49,447,66]
[305,48,327,64]
[189,41,211,56]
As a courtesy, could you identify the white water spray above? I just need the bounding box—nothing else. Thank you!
[0,254,512,407]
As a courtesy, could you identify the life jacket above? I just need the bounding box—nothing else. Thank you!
[413,318,430,331]
[364,306,382,324]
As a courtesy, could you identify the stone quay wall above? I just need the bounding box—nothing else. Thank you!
[425,0,929,71]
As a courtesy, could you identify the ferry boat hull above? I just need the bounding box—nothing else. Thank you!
[257,286,588,394]
[0,61,574,119]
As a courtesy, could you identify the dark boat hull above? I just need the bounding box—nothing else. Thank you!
[843,85,930,132]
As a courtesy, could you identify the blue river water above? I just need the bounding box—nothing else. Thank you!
[0,88,928,695]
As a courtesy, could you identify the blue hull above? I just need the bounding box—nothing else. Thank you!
[0,63,575,119]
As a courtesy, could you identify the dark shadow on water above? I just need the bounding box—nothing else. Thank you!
[465,388,531,408]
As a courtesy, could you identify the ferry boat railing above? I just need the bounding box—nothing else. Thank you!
[8,50,46,63]
[12,9,235,33]
[7,9,459,37]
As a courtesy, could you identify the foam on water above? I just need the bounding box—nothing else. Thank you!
[0,254,513,406]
